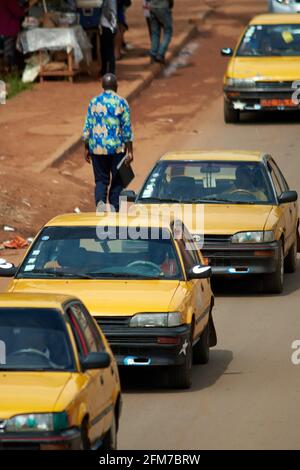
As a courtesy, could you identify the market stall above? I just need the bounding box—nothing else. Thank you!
[18,0,102,83]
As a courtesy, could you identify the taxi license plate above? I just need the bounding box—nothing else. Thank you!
[260,98,297,108]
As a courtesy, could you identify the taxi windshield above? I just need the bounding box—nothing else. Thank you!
[0,308,75,372]
[237,24,300,57]
[138,161,276,205]
[18,227,182,280]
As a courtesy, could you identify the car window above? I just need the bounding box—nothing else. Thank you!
[138,160,276,205]
[176,229,199,271]
[268,162,284,197]
[237,24,300,57]
[68,304,99,353]
[0,308,75,371]
[17,227,183,281]
[270,159,289,191]
[66,307,89,358]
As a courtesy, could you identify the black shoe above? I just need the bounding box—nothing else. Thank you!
[155,55,166,64]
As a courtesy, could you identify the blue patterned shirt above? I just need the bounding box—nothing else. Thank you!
[83,90,133,155]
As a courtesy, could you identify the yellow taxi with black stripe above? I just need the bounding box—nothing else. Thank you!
[0,293,121,450]
[1,214,217,390]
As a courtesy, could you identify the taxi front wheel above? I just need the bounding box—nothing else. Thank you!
[284,236,297,273]
[168,339,192,389]
[224,100,240,123]
[263,244,284,294]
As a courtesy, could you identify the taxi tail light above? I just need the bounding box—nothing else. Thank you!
[157,337,180,345]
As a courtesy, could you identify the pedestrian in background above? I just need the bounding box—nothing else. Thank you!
[100,0,117,76]
[149,0,174,64]
[83,73,134,212]
[143,0,152,44]
[0,0,25,72]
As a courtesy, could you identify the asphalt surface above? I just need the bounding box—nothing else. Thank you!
[117,0,300,450]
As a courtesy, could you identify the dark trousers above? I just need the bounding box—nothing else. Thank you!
[100,27,116,76]
[92,153,124,211]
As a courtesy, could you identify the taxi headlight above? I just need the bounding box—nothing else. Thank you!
[129,312,182,328]
[5,412,69,432]
[231,231,275,244]
[226,78,256,88]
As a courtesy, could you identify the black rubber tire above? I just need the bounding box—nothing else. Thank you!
[263,243,284,294]
[193,319,210,365]
[284,236,297,273]
[168,339,192,389]
[224,100,240,123]
[80,421,90,450]
[102,412,117,451]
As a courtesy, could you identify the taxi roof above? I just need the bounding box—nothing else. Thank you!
[0,293,77,310]
[250,14,300,25]
[45,213,176,229]
[160,150,264,162]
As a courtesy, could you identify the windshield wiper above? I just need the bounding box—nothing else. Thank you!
[139,196,183,203]
[20,269,92,279]
[87,271,162,279]
[192,197,257,204]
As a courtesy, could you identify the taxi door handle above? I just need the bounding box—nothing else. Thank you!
[100,375,104,385]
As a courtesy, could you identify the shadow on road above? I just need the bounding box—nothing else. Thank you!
[239,111,300,126]
[212,270,300,298]
[119,349,233,394]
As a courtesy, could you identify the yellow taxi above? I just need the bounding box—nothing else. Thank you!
[125,150,299,294]
[221,14,300,122]
[0,214,217,389]
[0,293,121,450]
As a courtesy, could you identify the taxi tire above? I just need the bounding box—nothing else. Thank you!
[168,339,192,389]
[193,319,210,365]
[284,237,297,273]
[224,100,240,123]
[263,244,284,294]
[102,412,117,451]
[80,421,91,450]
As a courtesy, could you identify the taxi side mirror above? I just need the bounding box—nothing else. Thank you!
[188,265,212,280]
[221,47,233,56]
[0,261,17,277]
[278,190,298,204]
[81,352,111,371]
[120,190,136,202]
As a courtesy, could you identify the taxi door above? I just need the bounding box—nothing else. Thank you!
[176,231,210,341]
[66,303,109,445]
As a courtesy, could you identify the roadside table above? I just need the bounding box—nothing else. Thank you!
[18,25,92,83]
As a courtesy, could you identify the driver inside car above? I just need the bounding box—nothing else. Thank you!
[149,244,178,276]
[44,239,86,271]
[223,166,267,201]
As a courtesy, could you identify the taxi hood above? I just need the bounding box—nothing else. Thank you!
[200,204,274,235]
[9,280,181,316]
[0,372,72,419]
[228,56,300,81]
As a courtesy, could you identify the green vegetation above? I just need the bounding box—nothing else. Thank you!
[6,73,32,99]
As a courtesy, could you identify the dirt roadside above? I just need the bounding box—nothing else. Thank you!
[0,0,213,244]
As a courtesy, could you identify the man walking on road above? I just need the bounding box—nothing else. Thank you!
[149,0,174,64]
[83,73,134,212]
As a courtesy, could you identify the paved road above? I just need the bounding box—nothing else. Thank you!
[118,0,300,450]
